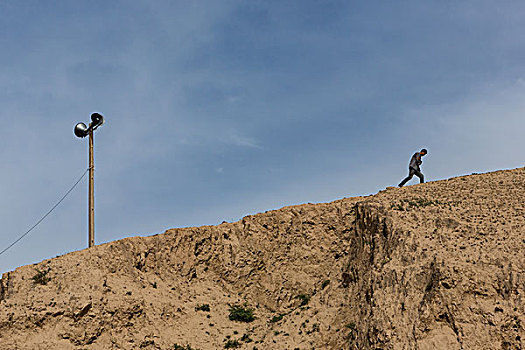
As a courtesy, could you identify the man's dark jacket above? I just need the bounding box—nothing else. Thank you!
[409,152,423,171]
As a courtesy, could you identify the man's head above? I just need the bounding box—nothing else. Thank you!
[420,148,428,156]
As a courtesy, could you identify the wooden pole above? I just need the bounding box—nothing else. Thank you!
[88,127,95,248]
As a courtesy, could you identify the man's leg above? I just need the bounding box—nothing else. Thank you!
[399,168,415,187]
[414,170,424,183]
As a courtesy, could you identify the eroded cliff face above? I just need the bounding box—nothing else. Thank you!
[342,168,525,350]
[0,168,524,349]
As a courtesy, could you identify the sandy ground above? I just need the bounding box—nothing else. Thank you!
[0,167,524,349]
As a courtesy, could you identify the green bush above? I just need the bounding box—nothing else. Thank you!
[321,279,330,289]
[391,203,405,211]
[296,294,310,306]
[173,343,197,350]
[224,339,241,348]
[32,268,51,285]
[345,321,356,330]
[195,304,211,312]
[241,333,253,343]
[228,304,255,322]
[270,314,284,323]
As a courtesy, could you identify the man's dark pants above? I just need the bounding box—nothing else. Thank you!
[399,167,424,187]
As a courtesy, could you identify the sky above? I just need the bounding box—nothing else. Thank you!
[1,0,524,273]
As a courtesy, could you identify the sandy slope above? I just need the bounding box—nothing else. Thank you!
[0,167,524,349]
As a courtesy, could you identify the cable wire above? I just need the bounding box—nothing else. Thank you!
[0,168,90,257]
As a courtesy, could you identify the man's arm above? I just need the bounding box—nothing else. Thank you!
[416,154,422,166]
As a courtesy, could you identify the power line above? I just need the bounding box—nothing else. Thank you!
[0,168,90,257]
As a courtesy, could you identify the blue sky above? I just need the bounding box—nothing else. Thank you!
[1,0,524,273]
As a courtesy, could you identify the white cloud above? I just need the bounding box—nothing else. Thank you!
[227,96,241,103]
[223,130,262,149]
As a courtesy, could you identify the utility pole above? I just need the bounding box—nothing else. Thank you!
[88,128,95,248]
[74,113,105,248]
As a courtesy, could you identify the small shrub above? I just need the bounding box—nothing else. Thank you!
[224,339,241,349]
[307,323,320,334]
[173,343,197,350]
[394,198,446,210]
[270,314,284,323]
[241,333,253,343]
[321,280,330,289]
[407,198,440,208]
[345,322,356,330]
[32,268,51,285]
[228,304,255,322]
[296,294,310,306]
[391,203,405,211]
[195,304,211,312]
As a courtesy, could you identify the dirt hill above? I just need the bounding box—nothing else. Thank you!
[1,168,524,350]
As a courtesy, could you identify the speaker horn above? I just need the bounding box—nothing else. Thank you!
[74,122,89,138]
[91,113,104,129]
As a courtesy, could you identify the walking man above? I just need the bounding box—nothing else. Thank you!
[398,149,428,187]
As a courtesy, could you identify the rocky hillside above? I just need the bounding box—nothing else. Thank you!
[0,168,524,349]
